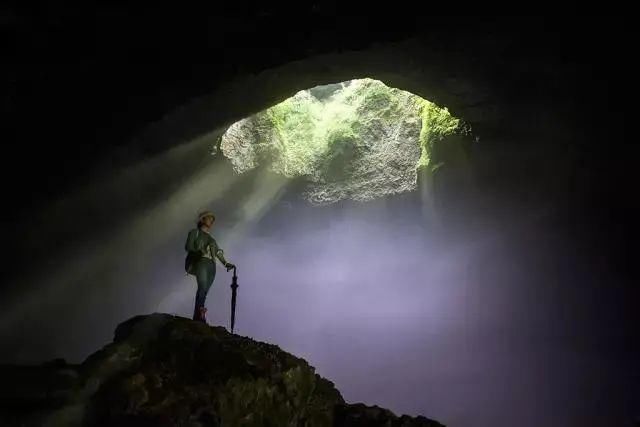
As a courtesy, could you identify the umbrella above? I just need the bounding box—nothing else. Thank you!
[230,266,239,333]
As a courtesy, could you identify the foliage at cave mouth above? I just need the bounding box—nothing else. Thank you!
[220,78,466,205]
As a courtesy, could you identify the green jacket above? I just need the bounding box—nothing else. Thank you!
[185,228,228,270]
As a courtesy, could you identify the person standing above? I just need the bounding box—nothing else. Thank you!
[185,211,235,323]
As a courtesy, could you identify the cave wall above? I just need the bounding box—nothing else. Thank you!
[2,12,637,425]
[3,11,636,317]
[5,14,625,211]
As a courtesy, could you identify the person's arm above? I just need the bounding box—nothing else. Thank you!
[212,239,234,270]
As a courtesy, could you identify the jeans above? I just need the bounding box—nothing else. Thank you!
[193,258,216,320]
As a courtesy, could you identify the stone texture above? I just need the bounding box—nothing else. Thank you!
[334,403,444,427]
[220,79,428,205]
[0,314,444,427]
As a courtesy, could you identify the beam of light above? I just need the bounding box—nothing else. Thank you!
[224,169,290,242]
[155,166,290,315]
[0,130,240,337]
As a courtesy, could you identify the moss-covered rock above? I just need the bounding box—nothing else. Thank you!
[220,79,464,205]
[0,314,444,426]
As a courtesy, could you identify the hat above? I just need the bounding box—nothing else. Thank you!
[197,210,216,224]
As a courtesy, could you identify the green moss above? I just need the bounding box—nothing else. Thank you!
[265,92,324,177]
[221,78,467,202]
[416,98,461,170]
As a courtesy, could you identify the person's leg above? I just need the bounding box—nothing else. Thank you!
[193,260,216,321]
[193,261,207,320]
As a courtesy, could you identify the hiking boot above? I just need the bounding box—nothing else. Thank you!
[198,307,208,324]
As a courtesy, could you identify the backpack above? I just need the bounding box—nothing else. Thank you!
[185,229,202,275]
[185,251,200,275]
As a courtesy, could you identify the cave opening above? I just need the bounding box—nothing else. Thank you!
[217,78,468,206]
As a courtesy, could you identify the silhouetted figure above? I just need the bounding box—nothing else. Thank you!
[185,211,235,323]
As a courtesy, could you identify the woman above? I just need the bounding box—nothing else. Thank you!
[185,210,235,323]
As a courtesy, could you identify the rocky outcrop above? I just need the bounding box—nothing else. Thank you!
[0,313,444,426]
[334,403,444,427]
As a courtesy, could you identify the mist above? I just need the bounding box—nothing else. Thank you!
[0,127,636,427]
